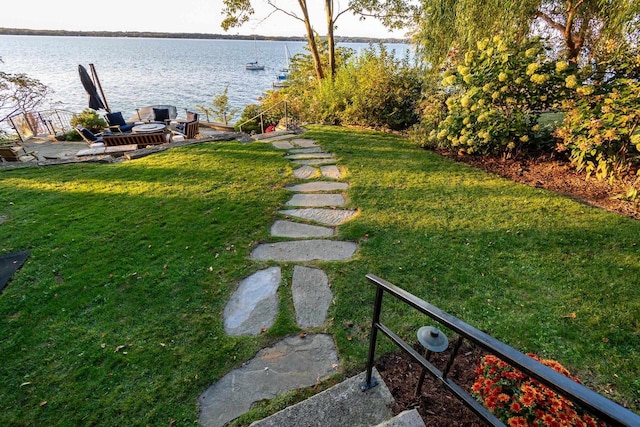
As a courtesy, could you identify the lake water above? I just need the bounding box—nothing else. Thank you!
[0,35,409,121]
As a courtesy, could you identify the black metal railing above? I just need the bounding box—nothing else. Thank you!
[362,274,640,427]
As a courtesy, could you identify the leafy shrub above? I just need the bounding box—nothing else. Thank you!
[554,48,640,183]
[287,43,422,130]
[418,36,575,156]
[70,108,107,133]
[237,104,262,134]
[472,354,605,427]
[333,44,422,130]
[64,130,82,141]
[196,86,240,125]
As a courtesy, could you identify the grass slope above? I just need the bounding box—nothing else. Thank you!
[0,128,638,425]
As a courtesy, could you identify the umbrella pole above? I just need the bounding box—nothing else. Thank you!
[89,63,110,113]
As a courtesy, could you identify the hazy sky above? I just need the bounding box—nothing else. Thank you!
[0,0,406,39]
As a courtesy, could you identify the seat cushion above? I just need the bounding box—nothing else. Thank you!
[119,124,135,132]
[80,127,97,142]
[153,108,170,122]
[106,112,127,126]
[186,111,198,121]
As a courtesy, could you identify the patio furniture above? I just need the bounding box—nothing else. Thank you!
[105,112,135,133]
[0,146,38,162]
[171,113,200,140]
[75,126,105,147]
[103,132,166,149]
[129,105,177,123]
[132,123,166,134]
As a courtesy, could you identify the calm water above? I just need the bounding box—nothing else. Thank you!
[0,35,409,121]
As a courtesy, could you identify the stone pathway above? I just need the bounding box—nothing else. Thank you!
[199,135,360,426]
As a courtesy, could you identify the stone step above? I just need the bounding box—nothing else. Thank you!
[292,266,333,328]
[279,208,358,226]
[198,334,340,427]
[292,158,337,166]
[286,182,349,192]
[270,220,335,238]
[271,140,295,149]
[374,409,426,427]
[320,165,342,179]
[288,147,324,154]
[223,267,281,336]
[285,153,334,160]
[285,193,346,207]
[250,240,357,262]
[293,165,319,179]
[291,138,317,147]
[250,369,394,427]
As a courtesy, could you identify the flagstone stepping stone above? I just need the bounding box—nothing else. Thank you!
[271,140,294,149]
[260,134,297,142]
[286,181,349,192]
[320,165,342,179]
[285,153,334,160]
[286,193,345,207]
[288,147,324,154]
[291,138,317,147]
[293,165,319,179]
[250,240,357,261]
[292,158,337,166]
[223,267,281,336]
[292,266,333,328]
[198,334,339,427]
[270,220,334,238]
[279,208,358,226]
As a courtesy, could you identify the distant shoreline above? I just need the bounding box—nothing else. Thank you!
[0,27,408,45]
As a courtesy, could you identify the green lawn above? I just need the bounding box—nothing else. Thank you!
[1,127,638,425]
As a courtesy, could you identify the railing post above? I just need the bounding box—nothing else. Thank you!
[360,285,384,391]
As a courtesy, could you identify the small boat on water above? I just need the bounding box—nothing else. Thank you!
[246,38,265,70]
[272,45,291,87]
[245,61,265,71]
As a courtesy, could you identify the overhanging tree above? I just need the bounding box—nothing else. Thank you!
[221,0,326,79]
[221,0,363,80]
[391,0,639,67]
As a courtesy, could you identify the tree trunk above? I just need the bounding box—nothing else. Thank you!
[325,0,336,80]
[298,0,325,80]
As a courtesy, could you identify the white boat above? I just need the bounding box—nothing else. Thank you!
[272,45,291,87]
[246,38,265,70]
[246,61,265,71]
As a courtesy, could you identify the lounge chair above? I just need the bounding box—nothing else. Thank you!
[105,112,135,133]
[75,126,105,147]
[0,145,38,162]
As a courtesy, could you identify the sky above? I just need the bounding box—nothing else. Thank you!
[0,0,406,39]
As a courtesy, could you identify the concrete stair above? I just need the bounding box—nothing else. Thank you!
[250,369,425,427]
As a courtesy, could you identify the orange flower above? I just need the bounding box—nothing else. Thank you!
[507,416,528,427]
[498,393,510,403]
[520,392,536,408]
[510,401,522,413]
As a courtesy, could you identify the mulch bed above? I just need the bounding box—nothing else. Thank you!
[376,340,489,426]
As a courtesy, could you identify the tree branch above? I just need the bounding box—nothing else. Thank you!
[266,0,305,22]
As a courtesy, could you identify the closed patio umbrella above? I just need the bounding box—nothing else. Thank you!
[78,64,105,110]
